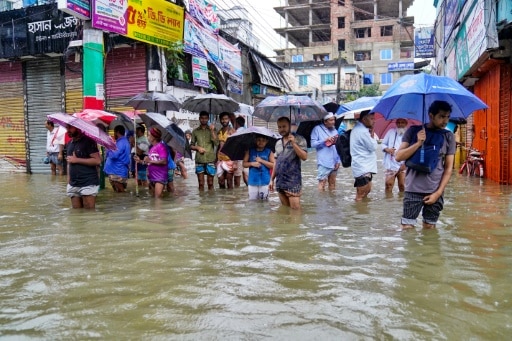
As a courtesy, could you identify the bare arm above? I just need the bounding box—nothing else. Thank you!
[242,150,251,168]
[395,129,426,162]
[289,134,307,161]
[423,154,454,205]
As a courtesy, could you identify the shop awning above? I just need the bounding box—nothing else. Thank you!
[250,52,290,91]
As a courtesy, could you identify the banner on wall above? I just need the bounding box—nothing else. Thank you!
[192,56,210,88]
[218,36,242,82]
[58,0,91,20]
[415,27,435,58]
[91,0,127,34]
[443,0,465,46]
[184,13,220,65]
[187,0,220,33]
[455,0,497,78]
[126,0,184,48]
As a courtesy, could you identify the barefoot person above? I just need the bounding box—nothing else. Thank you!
[190,111,218,190]
[216,112,236,189]
[270,117,308,210]
[311,112,340,191]
[243,135,275,200]
[350,110,378,201]
[381,118,408,193]
[395,101,456,230]
[45,120,65,175]
[136,127,168,198]
[104,125,131,192]
[65,125,101,209]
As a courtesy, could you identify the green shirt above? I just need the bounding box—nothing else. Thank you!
[191,126,218,164]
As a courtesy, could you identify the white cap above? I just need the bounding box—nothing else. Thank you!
[323,112,335,121]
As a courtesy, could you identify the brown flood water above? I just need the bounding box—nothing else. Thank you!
[1,150,511,339]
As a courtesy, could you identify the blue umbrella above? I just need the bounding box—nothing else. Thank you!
[370,73,488,122]
[336,96,382,117]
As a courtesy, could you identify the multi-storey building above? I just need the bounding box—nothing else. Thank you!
[273,0,415,99]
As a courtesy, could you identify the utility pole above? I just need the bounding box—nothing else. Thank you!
[336,50,342,104]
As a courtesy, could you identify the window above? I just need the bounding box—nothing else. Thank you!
[313,53,329,61]
[380,49,392,60]
[291,54,303,63]
[298,75,308,86]
[363,74,374,85]
[321,74,335,85]
[337,39,345,51]
[354,27,371,38]
[400,48,413,58]
[381,26,393,36]
[380,73,392,85]
[354,51,371,61]
[338,17,345,29]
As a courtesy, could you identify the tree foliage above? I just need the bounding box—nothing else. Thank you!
[357,84,382,97]
[165,41,190,83]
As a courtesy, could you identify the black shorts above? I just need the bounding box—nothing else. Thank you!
[354,173,373,187]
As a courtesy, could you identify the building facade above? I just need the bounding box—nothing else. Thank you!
[433,0,511,184]
[273,0,415,97]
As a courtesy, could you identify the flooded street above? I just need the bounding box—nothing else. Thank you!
[1,151,511,339]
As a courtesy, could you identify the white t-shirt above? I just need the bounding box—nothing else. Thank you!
[46,126,66,153]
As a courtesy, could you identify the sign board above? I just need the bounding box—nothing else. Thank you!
[192,56,209,88]
[58,0,91,20]
[91,0,127,34]
[415,27,435,58]
[387,61,414,72]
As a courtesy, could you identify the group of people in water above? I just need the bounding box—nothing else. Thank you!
[46,100,456,230]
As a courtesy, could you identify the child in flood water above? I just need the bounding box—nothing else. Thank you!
[243,135,275,200]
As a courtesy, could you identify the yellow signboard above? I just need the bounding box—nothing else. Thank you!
[126,0,184,48]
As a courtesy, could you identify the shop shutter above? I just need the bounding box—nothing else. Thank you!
[25,58,63,174]
[105,44,147,112]
[0,61,25,172]
[65,57,83,113]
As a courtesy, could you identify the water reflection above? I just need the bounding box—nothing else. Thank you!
[0,152,511,339]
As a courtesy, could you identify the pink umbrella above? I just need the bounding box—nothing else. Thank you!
[47,113,117,150]
[373,113,421,139]
[73,109,118,128]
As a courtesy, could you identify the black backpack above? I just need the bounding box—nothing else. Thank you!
[335,129,352,168]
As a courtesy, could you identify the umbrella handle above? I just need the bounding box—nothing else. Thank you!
[419,145,425,163]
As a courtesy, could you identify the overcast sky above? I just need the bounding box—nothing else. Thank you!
[210,0,437,57]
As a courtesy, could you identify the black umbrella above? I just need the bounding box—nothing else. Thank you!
[125,91,182,113]
[108,111,137,131]
[220,126,280,161]
[296,118,345,148]
[323,102,340,113]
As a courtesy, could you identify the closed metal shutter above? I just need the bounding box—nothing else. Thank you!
[65,58,83,113]
[25,58,63,174]
[0,61,25,172]
[105,45,147,112]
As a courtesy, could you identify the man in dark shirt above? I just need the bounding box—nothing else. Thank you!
[66,125,101,209]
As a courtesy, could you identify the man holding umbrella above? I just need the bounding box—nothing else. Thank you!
[104,125,131,192]
[270,116,308,210]
[65,125,101,209]
[395,100,456,230]
[190,111,219,190]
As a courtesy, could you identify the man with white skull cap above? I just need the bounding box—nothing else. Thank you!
[310,112,341,190]
[381,118,408,193]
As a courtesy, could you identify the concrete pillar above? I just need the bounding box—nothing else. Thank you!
[399,0,403,19]
[82,25,104,110]
[374,0,378,20]
[82,23,106,188]
[309,6,313,44]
